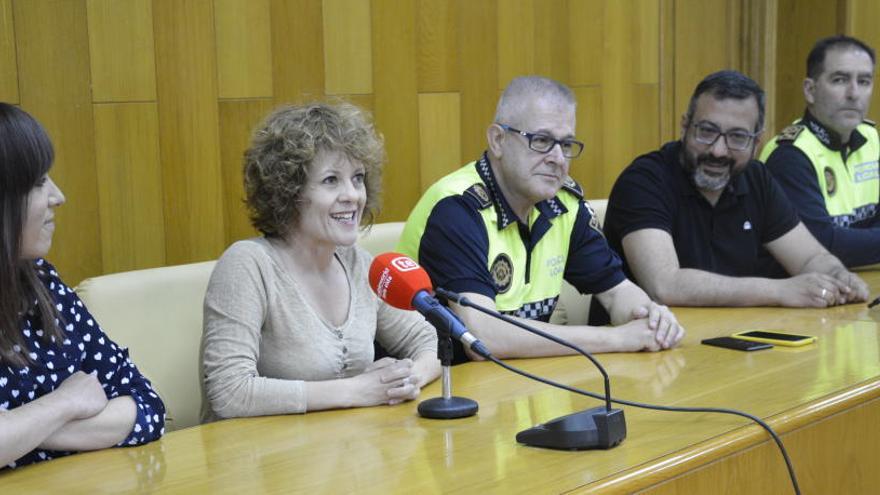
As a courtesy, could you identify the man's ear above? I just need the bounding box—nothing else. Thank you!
[679,114,689,140]
[803,78,816,105]
[487,123,505,157]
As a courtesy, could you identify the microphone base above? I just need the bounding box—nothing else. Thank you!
[516,406,626,450]
[418,396,479,419]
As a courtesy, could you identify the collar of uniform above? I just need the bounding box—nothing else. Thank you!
[475,152,569,230]
[668,140,750,200]
[801,110,867,152]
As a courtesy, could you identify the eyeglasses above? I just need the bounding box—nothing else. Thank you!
[498,124,584,158]
[690,122,759,151]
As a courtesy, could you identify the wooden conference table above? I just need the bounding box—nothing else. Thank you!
[2,271,880,494]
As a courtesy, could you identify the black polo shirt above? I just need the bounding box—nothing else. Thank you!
[604,140,799,282]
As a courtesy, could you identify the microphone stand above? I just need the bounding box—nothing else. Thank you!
[417,328,479,419]
[435,288,625,450]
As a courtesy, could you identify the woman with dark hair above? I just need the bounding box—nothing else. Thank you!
[201,102,439,421]
[0,104,165,468]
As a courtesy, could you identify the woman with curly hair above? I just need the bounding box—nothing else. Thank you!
[201,102,439,420]
[0,104,165,468]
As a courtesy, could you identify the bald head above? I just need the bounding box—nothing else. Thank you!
[494,76,576,126]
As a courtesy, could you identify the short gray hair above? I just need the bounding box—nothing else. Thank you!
[494,76,576,125]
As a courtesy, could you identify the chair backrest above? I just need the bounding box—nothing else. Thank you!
[551,199,608,326]
[75,261,216,431]
[358,222,406,256]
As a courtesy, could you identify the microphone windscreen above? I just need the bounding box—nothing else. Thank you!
[369,252,433,310]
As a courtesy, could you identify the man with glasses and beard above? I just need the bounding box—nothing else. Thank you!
[398,76,685,363]
[601,70,868,309]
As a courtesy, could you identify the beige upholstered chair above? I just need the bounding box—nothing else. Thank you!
[75,261,216,431]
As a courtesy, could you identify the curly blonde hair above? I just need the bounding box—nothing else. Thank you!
[243,102,385,237]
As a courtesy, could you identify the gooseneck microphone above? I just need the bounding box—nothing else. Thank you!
[368,253,484,418]
[436,287,626,450]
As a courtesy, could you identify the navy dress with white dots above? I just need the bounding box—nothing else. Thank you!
[1,259,166,469]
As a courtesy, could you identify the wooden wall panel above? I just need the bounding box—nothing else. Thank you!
[773,0,842,134]
[323,0,372,95]
[8,0,774,281]
[270,0,324,104]
[572,86,604,199]
[153,0,225,265]
[214,0,273,99]
[497,0,535,88]
[674,0,741,124]
[0,0,18,103]
[93,103,165,273]
[569,0,604,87]
[534,0,569,83]
[458,0,499,162]
[372,0,420,221]
[218,99,274,245]
[86,0,157,102]
[15,0,101,285]
[418,93,461,191]
[416,0,459,93]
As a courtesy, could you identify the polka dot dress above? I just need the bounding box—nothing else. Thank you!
[1,260,166,469]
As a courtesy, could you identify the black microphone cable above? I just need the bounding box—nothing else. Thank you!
[435,288,801,495]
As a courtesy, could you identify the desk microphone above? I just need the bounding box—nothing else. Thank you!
[368,253,485,418]
[436,288,626,450]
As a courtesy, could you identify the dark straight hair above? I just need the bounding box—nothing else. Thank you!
[685,70,766,133]
[0,103,62,367]
[807,35,876,79]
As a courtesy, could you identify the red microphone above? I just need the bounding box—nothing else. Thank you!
[368,252,433,310]
[368,253,489,358]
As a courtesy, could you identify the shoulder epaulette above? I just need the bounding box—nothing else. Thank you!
[464,183,492,209]
[776,124,805,144]
[560,177,584,199]
[863,118,876,127]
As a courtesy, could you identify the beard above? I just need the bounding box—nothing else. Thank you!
[681,147,736,192]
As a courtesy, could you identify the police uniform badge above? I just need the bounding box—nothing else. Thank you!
[584,200,604,236]
[776,124,805,143]
[490,253,513,294]
[561,177,584,199]
[465,183,492,209]
[823,167,837,196]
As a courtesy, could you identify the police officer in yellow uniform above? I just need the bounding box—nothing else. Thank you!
[761,35,880,267]
[398,76,685,363]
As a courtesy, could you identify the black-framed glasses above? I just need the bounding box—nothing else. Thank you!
[498,124,584,158]
[690,122,759,151]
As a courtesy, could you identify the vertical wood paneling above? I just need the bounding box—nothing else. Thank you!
[218,99,274,245]
[214,0,272,99]
[773,0,841,134]
[572,86,604,198]
[418,93,461,191]
[0,0,18,103]
[86,0,157,102]
[323,0,372,95]
[458,0,499,161]
[534,0,569,83]
[16,0,101,285]
[633,0,660,85]
[659,0,676,142]
[417,0,459,93]
[270,0,324,103]
[569,0,604,87]
[372,0,420,221]
[8,0,782,279]
[93,103,165,273]
[153,0,225,264]
[599,1,636,196]
[497,0,535,88]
